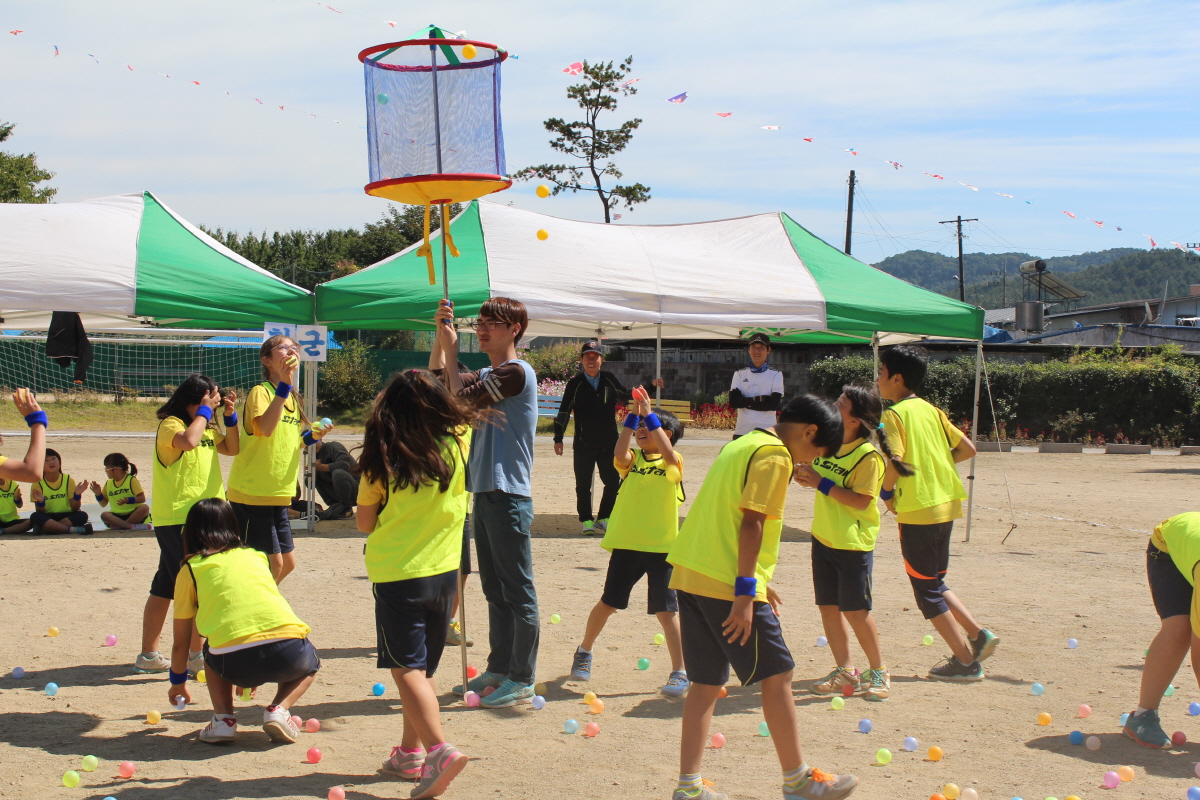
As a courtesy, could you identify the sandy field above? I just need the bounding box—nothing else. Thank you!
[1,430,1198,800]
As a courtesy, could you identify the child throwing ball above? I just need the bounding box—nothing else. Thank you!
[90,453,151,530]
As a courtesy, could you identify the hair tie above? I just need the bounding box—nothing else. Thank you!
[877,422,885,430]
[410,369,420,375]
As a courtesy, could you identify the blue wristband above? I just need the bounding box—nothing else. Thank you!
[15,497,22,508]
[72,493,82,502]
[302,430,318,447]
[622,413,641,430]
[817,477,835,496]
[643,412,662,432]
[34,501,46,508]
[879,487,895,501]
[94,494,105,503]
[223,411,238,427]
[168,669,188,686]
[24,410,48,429]
[194,405,213,421]
[275,382,292,399]
[734,576,758,598]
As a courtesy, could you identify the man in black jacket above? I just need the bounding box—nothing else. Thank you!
[313,439,358,520]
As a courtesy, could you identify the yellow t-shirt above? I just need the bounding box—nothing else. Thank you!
[810,438,884,551]
[669,432,793,602]
[358,430,471,584]
[227,383,303,505]
[0,478,20,522]
[1151,513,1200,637]
[37,474,77,514]
[152,416,226,527]
[104,475,144,513]
[599,450,685,553]
[174,547,309,650]
[884,398,966,525]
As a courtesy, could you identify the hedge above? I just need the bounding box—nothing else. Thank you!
[807,346,1200,446]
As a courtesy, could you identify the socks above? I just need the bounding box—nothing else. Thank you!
[1135,706,1151,716]
[677,774,702,796]
[783,764,810,791]
[399,745,423,755]
[188,650,203,661]
[577,645,592,655]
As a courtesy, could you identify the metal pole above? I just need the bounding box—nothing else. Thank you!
[956,216,965,302]
[429,41,444,174]
[655,323,663,406]
[843,170,856,255]
[871,333,880,380]
[303,360,318,532]
[964,340,982,542]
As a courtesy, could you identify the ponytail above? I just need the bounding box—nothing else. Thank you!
[875,423,916,478]
[103,452,137,476]
[841,383,916,477]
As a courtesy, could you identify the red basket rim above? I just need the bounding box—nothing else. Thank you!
[358,39,505,64]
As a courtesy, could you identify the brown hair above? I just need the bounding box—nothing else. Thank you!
[478,297,529,344]
[358,369,481,495]
[259,335,310,426]
[841,382,915,477]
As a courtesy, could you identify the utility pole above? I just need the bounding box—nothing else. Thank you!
[939,215,978,302]
[843,170,856,255]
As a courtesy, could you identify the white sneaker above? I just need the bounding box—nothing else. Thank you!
[133,652,171,673]
[131,523,153,531]
[199,715,238,744]
[187,651,205,677]
[262,705,300,743]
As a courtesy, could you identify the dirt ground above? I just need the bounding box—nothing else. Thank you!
[1,431,1199,800]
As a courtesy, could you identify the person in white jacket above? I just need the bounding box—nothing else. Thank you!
[729,333,785,440]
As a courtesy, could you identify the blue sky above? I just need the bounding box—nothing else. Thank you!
[2,0,1197,264]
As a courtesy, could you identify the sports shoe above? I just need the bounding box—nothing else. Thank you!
[661,670,690,698]
[380,745,425,779]
[581,520,595,535]
[452,670,504,697]
[783,766,859,800]
[810,667,857,695]
[970,628,1000,662]
[74,524,94,535]
[570,647,593,680]
[928,656,984,682]
[446,620,473,647]
[1123,708,1172,748]
[595,518,609,532]
[262,705,300,743]
[133,651,171,673]
[860,668,890,702]
[410,742,468,799]
[672,779,728,800]
[479,678,535,708]
[199,715,238,744]
[187,651,206,677]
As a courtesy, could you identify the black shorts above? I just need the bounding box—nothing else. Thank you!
[374,569,457,675]
[1,517,22,526]
[899,521,954,619]
[150,524,185,599]
[601,549,678,614]
[108,509,137,520]
[1148,541,1192,619]
[203,637,320,688]
[811,538,874,612]
[30,510,89,530]
[677,589,795,687]
[231,502,294,556]
[461,513,472,577]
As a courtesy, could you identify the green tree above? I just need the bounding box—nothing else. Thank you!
[514,57,650,223]
[0,121,57,204]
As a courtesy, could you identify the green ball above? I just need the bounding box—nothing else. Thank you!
[550,613,561,624]
[653,633,666,645]
[376,93,389,105]
[62,770,80,788]
[80,755,98,772]
[1165,684,1176,696]
[831,696,845,710]
[758,721,770,736]
[875,747,892,765]
[922,634,935,646]
[637,657,650,670]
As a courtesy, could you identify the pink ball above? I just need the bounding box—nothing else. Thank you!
[1077,703,1091,718]
[584,722,600,737]
[1195,762,1200,779]
[306,747,322,764]
[118,761,136,778]
[481,686,496,697]
[305,718,321,733]
[1103,771,1120,789]
[327,787,346,800]
[465,691,481,707]
[104,634,118,647]
[841,682,856,697]
[290,715,303,727]
[711,732,726,748]
[1174,730,1188,746]
[467,665,479,678]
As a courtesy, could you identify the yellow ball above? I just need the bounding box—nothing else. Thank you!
[1065,796,1081,800]
[942,784,960,800]
[927,745,944,761]
[1117,765,1134,781]
[535,184,550,198]
[536,229,549,241]
[48,627,59,637]
[196,669,206,683]
[583,691,597,704]
[1037,711,1052,726]
[534,682,547,696]
[146,710,161,725]
[462,43,477,59]
[62,770,80,788]
[80,755,98,772]
[830,696,844,710]
[240,687,252,702]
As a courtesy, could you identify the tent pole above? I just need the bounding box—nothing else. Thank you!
[655,323,663,407]
[303,360,318,533]
[965,340,982,542]
[871,333,880,380]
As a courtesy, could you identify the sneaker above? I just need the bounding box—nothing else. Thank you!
[810,667,857,695]
[661,670,690,698]
[131,523,153,531]
[199,715,238,744]
[187,651,205,677]
[783,766,859,800]
[410,742,468,799]
[970,628,1000,662]
[928,656,984,682]
[595,518,609,532]
[452,670,504,697]
[581,520,595,535]
[860,668,890,702]
[1123,708,1172,748]
[74,524,94,535]
[672,779,728,800]
[446,620,473,647]
[380,745,425,779]
[570,648,593,681]
[262,705,300,743]
[479,678,535,708]
[134,651,171,673]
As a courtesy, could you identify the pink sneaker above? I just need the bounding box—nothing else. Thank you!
[380,745,426,779]
[410,743,467,799]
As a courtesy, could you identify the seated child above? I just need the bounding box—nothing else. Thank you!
[0,473,31,534]
[30,448,91,535]
[91,452,152,530]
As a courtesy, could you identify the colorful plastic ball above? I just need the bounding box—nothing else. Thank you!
[532,695,546,710]
[482,686,496,697]
[372,682,386,696]
[583,691,597,704]
[1064,796,1080,800]
[196,670,206,683]
[328,787,346,800]
[589,699,605,714]
[465,691,480,707]
[930,795,946,800]
[1085,735,1101,750]
[291,715,303,727]
[1175,731,1188,746]
[62,770,80,788]
[831,696,845,710]
[239,687,252,702]
[549,613,561,624]
[11,667,24,678]
[48,626,59,637]
[536,185,550,199]
[1191,702,1200,716]
[858,718,873,734]
[306,747,322,764]
[638,658,650,670]
[1120,712,1129,726]
[1195,762,1200,778]
[653,633,666,645]
[1103,771,1119,788]
[1031,683,1045,695]
[466,665,479,679]
[305,718,321,733]
[173,696,186,711]
[1077,703,1091,718]
[922,634,935,646]
[1068,730,1083,745]
[1037,712,1052,726]
[564,719,579,734]
[816,636,828,647]
[903,736,918,751]
[943,784,961,800]
[45,682,59,696]
[146,710,161,725]
[584,721,600,737]
[461,43,477,59]
[759,721,770,737]
[875,747,892,765]
[1188,787,1200,800]
[534,682,548,696]
[104,634,118,647]
[1167,684,1177,696]
[1117,765,1134,781]
[718,686,728,698]
[1067,638,1078,649]
[536,230,549,241]
[928,745,944,761]
[841,682,855,697]
[961,790,979,800]
[376,93,389,105]
[118,761,136,778]
[711,732,726,748]
[80,755,98,772]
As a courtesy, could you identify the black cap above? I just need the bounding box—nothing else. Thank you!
[747,332,771,347]
[580,340,603,355]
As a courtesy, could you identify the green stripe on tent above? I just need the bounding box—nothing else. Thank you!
[134,193,313,328]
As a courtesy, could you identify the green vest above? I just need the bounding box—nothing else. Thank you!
[667,429,791,588]
[811,439,884,551]
[152,419,225,526]
[601,450,685,554]
[888,397,967,515]
[38,474,74,514]
[227,382,302,503]
[1158,513,1200,588]
[185,548,308,649]
[0,480,19,520]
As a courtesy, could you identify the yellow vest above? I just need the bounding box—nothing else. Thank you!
[364,433,469,583]
[887,398,967,515]
[38,474,74,514]
[667,430,791,590]
[1153,513,1200,588]
[811,439,884,551]
[600,450,685,553]
[105,475,139,512]
[152,419,225,526]
[227,382,302,505]
[0,479,19,520]
[183,548,309,650]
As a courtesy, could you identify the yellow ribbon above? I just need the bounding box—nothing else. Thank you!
[415,204,461,286]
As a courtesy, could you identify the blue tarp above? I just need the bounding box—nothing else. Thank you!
[983,325,1013,343]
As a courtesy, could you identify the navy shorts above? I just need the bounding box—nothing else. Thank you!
[374,569,457,675]
[811,538,874,612]
[677,590,795,687]
[30,510,89,530]
[601,549,678,614]
[203,637,320,688]
[1148,541,1192,619]
[231,502,294,556]
[149,524,185,599]
[899,521,954,619]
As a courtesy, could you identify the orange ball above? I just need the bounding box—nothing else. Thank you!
[589,699,604,714]
[1037,712,1052,726]
[1117,765,1134,781]
[927,745,944,761]
[931,795,947,800]
[717,686,728,698]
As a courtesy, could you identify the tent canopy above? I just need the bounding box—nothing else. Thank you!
[316,201,983,341]
[0,191,312,330]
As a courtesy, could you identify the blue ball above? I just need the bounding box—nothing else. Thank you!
[564,718,579,734]
[1068,730,1084,745]
[532,695,546,710]
[903,736,918,751]
[1120,712,1130,726]
[816,636,828,647]
[1190,702,1200,716]
[11,667,24,679]
[1067,638,1078,649]
[371,682,386,696]
[45,682,59,696]
[1188,787,1200,800]
[1031,682,1045,695]
[858,718,872,734]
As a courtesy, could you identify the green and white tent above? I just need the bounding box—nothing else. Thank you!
[0,191,311,330]
[316,200,982,341]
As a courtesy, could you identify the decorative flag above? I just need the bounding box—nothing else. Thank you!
[619,78,641,88]
[189,80,200,86]
[960,182,979,191]
[803,138,813,142]
[715,112,732,117]
[254,98,264,104]
[324,5,342,12]
[562,62,584,76]
[994,192,1013,198]
[87,53,99,63]
[761,126,781,130]
[9,30,22,36]
[924,173,944,180]
[667,92,687,103]
[385,20,397,27]
[1115,226,1123,231]
[1144,234,1157,247]
[278,105,285,110]
[126,64,133,71]
[1088,218,1103,228]
[845,148,857,155]
[53,45,58,56]
[614,214,622,220]
[1172,242,1187,251]
[1062,211,1076,218]
[887,161,902,169]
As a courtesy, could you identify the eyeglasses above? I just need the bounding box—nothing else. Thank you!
[274,344,300,354]
[469,320,511,332]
